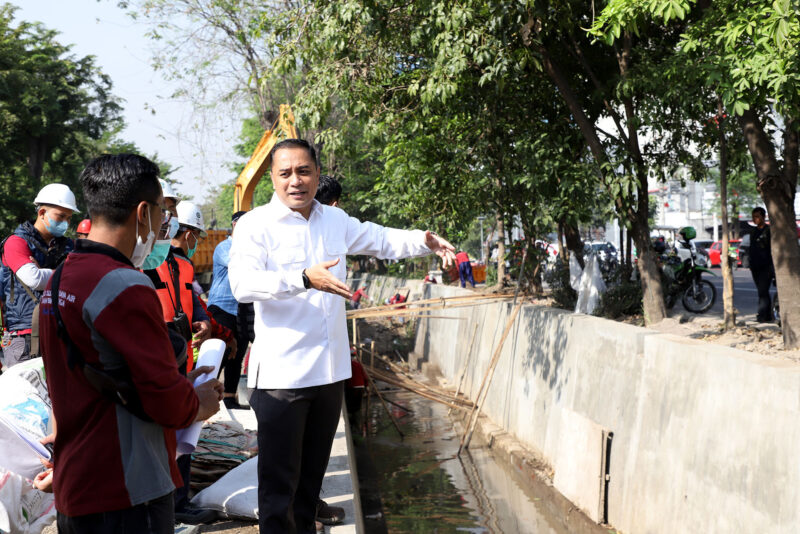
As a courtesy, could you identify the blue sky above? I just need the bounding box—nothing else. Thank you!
[15,0,244,201]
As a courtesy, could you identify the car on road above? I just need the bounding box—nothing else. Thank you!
[708,239,742,267]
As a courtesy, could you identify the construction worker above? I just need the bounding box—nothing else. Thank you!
[76,219,91,239]
[455,250,476,288]
[1,183,78,368]
[143,200,214,524]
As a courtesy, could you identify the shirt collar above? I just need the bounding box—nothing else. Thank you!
[269,193,322,221]
[74,239,134,267]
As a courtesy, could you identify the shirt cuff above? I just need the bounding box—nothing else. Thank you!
[286,269,307,293]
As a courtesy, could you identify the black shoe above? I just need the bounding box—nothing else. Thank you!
[316,499,345,525]
[175,506,217,524]
[223,397,248,410]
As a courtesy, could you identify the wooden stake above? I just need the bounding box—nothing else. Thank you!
[368,378,404,438]
[449,323,479,416]
[370,340,375,369]
[458,303,522,455]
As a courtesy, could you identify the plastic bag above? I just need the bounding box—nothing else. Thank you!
[574,255,607,315]
[0,466,55,534]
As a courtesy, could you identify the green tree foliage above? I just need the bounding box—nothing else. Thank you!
[0,4,123,234]
[592,0,800,345]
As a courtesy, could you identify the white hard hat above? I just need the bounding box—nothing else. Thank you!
[34,183,80,213]
[176,201,206,235]
[159,179,179,200]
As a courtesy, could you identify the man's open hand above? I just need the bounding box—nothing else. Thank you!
[304,259,353,298]
[424,231,457,269]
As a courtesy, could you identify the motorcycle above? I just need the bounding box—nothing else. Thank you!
[660,239,718,313]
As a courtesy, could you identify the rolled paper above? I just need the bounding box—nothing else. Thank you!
[176,338,226,455]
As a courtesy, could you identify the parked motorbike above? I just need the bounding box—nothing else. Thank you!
[659,227,718,313]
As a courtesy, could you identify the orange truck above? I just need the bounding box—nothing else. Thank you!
[193,104,298,285]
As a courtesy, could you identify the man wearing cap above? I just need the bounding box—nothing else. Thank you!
[207,210,249,409]
[229,138,456,534]
[1,183,78,367]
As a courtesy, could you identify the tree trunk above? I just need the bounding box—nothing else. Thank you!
[731,198,740,239]
[28,137,47,185]
[557,222,566,261]
[562,221,584,268]
[619,223,625,268]
[718,102,736,330]
[495,213,506,285]
[737,109,800,347]
[632,176,667,323]
[538,38,666,323]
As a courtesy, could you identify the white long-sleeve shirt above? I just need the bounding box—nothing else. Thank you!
[228,194,431,389]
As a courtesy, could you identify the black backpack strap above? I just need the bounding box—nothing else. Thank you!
[167,254,183,314]
[50,264,83,370]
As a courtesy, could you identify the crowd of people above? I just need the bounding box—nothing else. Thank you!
[0,139,456,534]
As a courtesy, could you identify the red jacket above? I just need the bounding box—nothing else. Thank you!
[40,240,199,517]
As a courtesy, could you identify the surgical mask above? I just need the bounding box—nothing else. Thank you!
[167,217,180,239]
[45,216,68,237]
[141,239,171,270]
[186,232,198,259]
[131,208,156,269]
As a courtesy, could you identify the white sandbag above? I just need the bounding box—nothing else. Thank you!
[0,466,55,534]
[190,456,258,520]
[569,255,583,292]
[574,255,607,315]
[0,359,51,480]
[176,339,226,455]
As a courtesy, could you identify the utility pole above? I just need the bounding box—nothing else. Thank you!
[477,215,486,262]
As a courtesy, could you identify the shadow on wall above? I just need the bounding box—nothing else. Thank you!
[520,306,571,402]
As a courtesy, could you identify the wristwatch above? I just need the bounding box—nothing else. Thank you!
[302,269,311,289]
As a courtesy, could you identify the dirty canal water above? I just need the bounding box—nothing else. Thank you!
[351,379,609,534]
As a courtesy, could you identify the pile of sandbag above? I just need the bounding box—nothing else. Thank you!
[0,358,56,534]
[190,420,257,492]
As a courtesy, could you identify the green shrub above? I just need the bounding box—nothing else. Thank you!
[543,259,577,310]
[595,269,643,319]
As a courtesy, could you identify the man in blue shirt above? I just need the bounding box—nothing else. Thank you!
[208,210,249,409]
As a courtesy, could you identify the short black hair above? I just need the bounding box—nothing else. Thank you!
[752,207,766,217]
[80,154,161,226]
[232,210,247,223]
[269,138,318,170]
[315,175,342,206]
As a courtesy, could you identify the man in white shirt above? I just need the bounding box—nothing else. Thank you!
[229,139,455,533]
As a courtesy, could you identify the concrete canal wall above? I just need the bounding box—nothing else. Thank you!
[357,277,800,533]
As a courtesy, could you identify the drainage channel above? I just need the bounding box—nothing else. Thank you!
[351,379,611,534]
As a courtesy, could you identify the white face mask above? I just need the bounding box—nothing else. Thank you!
[131,207,156,268]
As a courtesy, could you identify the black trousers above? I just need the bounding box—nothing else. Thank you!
[751,267,774,321]
[249,382,343,534]
[207,305,249,394]
[57,492,174,534]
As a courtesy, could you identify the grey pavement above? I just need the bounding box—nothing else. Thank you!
[695,266,774,322]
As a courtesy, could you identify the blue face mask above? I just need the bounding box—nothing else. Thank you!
[141,239,171,270]
[167,217,180,239]
[45,216,68,238]
[187,233,198,259]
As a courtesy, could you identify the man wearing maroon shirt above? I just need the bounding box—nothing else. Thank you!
[39,154,223,534]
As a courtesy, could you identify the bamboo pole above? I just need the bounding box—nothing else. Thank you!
[348,300,511,320]
[458,303,522,455]
[368,378,404,438]
[347,293,514,318]
[366,366,473,410]
[370,340,375,369]
[449,323,479,416]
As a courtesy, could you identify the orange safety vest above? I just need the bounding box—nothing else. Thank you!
[154,253,196,372]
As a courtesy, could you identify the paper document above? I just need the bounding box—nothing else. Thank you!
[176,339,226,455]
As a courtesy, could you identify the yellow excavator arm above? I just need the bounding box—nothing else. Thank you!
[233,104,298,212]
